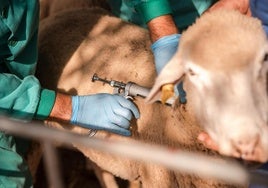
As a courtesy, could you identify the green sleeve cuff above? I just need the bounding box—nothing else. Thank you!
[34,89,56,120]
[135,0,172,23]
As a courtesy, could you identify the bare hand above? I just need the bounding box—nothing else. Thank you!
[207,0,250,15]
[198,132,219,151]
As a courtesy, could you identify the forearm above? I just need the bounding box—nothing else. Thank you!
[147,15,179,42]
[133,0,178,42]
[48,92,72,123]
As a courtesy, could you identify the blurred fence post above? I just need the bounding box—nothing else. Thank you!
[0,116,266,187]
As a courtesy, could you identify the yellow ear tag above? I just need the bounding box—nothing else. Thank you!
[161,84,174,104]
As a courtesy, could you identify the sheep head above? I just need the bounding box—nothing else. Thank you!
[146,9,268,162]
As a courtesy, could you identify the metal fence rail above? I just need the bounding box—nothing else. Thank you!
[0,117,267,187]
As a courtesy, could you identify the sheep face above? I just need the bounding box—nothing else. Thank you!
[147,10,268,162]
[185,47,268,162]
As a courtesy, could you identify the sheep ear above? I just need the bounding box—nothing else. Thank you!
[146,52,184,103]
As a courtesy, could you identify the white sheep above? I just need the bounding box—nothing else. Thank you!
[147,9,268,162]
[34,4,268,188]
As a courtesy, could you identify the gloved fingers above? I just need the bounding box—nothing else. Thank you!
[151,34,180,74]
[113,106,134,121]
[80,121,132,137]
[107,103,133,129]
[116,96,140,119]
[107,123,132,136]
[103,99,133,129]
[151,34,180,51]
[112,112,132,129]
[175,82,187,104]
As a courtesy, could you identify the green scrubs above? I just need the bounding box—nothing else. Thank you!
[0,0,55,186]
[108,0,216,31]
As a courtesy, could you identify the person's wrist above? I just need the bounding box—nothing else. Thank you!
[48,92,72,123]
[151,34,180,74]
[70,95,79,124]
[151,34,180,51]
[147,15,179,42]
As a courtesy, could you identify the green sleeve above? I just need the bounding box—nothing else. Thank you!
[133,0,172,23]
[34,89,56,120]
[0,0,56,121]
[0,74,56,120]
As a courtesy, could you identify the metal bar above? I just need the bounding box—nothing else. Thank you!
[0,117,265,186]
[43,141,64,188]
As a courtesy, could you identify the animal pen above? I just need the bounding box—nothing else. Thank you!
[0,116,267,188]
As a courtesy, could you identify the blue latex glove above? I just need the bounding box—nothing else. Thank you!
[71,94,140,136]
[151,34,181,74]
[151,34,186,103]
[250,0,268,36]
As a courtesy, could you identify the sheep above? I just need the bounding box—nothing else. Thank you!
[146,9,268,162]
[39,0,110,20]
[34,4,268,188]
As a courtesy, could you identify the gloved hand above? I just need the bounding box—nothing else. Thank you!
[250,0,268,36]
[151,33,186,103]
[151,34,181,74]
[71,93,140,136]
